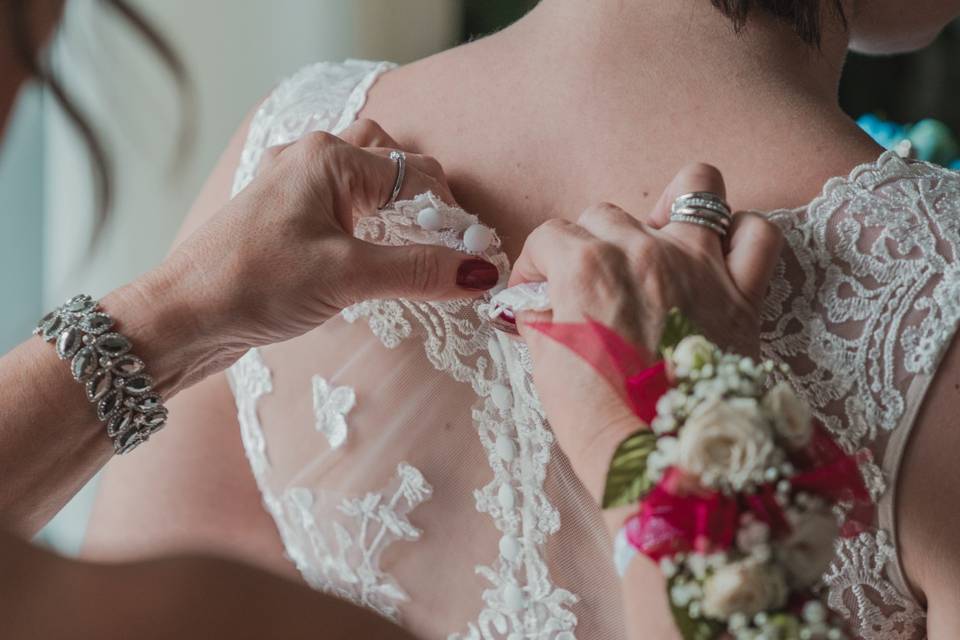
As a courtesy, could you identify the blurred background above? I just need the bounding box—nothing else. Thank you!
[0,0,957,555]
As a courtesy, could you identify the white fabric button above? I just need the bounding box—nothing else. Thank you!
[491,384,513,411]
[503,584,524,611]
[464,223,493,253]
[555,633,576,640]
[499,535,520,561]
[417,206,443,231]
[495,435,516,461]
[498,484,516,510]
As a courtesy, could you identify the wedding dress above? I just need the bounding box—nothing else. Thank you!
[227,59,960,639]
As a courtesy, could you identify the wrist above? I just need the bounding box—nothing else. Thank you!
[101,265,236,400]
[574,413,646,504]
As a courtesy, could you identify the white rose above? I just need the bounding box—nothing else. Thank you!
[763,382,812,449]
[677,397,775,490]
[671,335,716,376]
[736,519,771,556]
[775,508,839,589]
[701,559,788,620]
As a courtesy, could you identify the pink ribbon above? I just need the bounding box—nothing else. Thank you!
[625,469,739,560]
[528,319,668,423]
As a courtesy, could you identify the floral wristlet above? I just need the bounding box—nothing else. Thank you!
[531,310,867,640]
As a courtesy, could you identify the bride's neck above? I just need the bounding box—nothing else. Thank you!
[506,0,850,107]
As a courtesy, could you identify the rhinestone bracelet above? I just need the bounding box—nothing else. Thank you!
[35,294,168,454]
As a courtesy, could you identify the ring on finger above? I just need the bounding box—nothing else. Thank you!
[671,191,731,218]
[379,150,407,210]
[669,212,728,236]
[670,191,731,238]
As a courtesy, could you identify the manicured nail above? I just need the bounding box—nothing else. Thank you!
[456,260,499,291]
[491,311,519,335]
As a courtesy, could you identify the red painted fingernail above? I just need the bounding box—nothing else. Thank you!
[456,260,499,291]
[491,311,519,335]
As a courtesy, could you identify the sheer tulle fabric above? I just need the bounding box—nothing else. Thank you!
[227,60,960,639]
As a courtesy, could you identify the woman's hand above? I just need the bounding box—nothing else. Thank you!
[119,120,499,394]
[510,163,783,500]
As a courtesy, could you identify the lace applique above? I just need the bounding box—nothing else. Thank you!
[232,59,395,197]
[229,349,432,622]
[343,194,579,639]
[764,153,960,450]
[281,464,433,621]
[762,151,960,639]
[824,530,925,640]
[229,349,274,482]
[312,375,356,449]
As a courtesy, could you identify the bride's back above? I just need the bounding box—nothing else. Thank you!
[85,2,960,640]
[357,0,880,257]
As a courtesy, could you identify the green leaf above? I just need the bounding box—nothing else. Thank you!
[657,308,700,358]
[602,430,658,509]
[668,577,725,640]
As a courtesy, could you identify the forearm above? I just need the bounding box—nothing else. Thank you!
[0,530,415,640]
[0,264,229,535]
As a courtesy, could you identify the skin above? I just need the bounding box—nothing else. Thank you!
[0,1,492,637]
[0,0,953,637]
[88,0,960,638]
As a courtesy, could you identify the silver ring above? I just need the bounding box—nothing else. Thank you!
[380,150,406,210]
[672,206,731,228]
[670,213,727,236]
[670,191,731,238]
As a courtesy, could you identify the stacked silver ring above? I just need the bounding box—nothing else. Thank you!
[379,150,407,210]
[670,191,732,237]
[35,294,168,454]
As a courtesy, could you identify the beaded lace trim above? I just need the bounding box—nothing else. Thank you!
[342,194,579,639]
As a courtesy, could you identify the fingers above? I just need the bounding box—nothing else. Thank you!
[340,119,456,204]
[258,142,294,174]
[726,211,784,310]
[339,118,401,148]
[347,241,501,302]
[653,163,728,259]
[508,219,596,288]
[364,148,457,205]
[575,201,651,244]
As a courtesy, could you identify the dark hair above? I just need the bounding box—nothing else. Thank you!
[8,0,189,240]
[710,0,846,47]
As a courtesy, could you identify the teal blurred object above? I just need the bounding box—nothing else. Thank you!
[858,114,960,168]
[908,119,960,165]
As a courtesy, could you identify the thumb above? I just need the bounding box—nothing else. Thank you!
[349,242,502,302]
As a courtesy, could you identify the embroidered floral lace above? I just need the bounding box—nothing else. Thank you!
[227,60,960,639]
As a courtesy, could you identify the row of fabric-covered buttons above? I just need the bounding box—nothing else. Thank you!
[416,206,494,253]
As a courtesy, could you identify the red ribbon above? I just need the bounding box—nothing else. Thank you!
[788,424,870,505]
[625,469,739,560]
[529,319,668,423]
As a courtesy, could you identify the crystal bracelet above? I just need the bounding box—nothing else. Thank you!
[35,294,168,454]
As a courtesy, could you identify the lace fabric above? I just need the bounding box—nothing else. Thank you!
[762,152,960,639]
[227,60,960,639]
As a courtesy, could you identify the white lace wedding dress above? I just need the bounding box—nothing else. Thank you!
[227,60,960,639]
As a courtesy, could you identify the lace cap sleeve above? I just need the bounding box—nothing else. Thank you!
[231,59,396,198]
[761,151,960,639]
